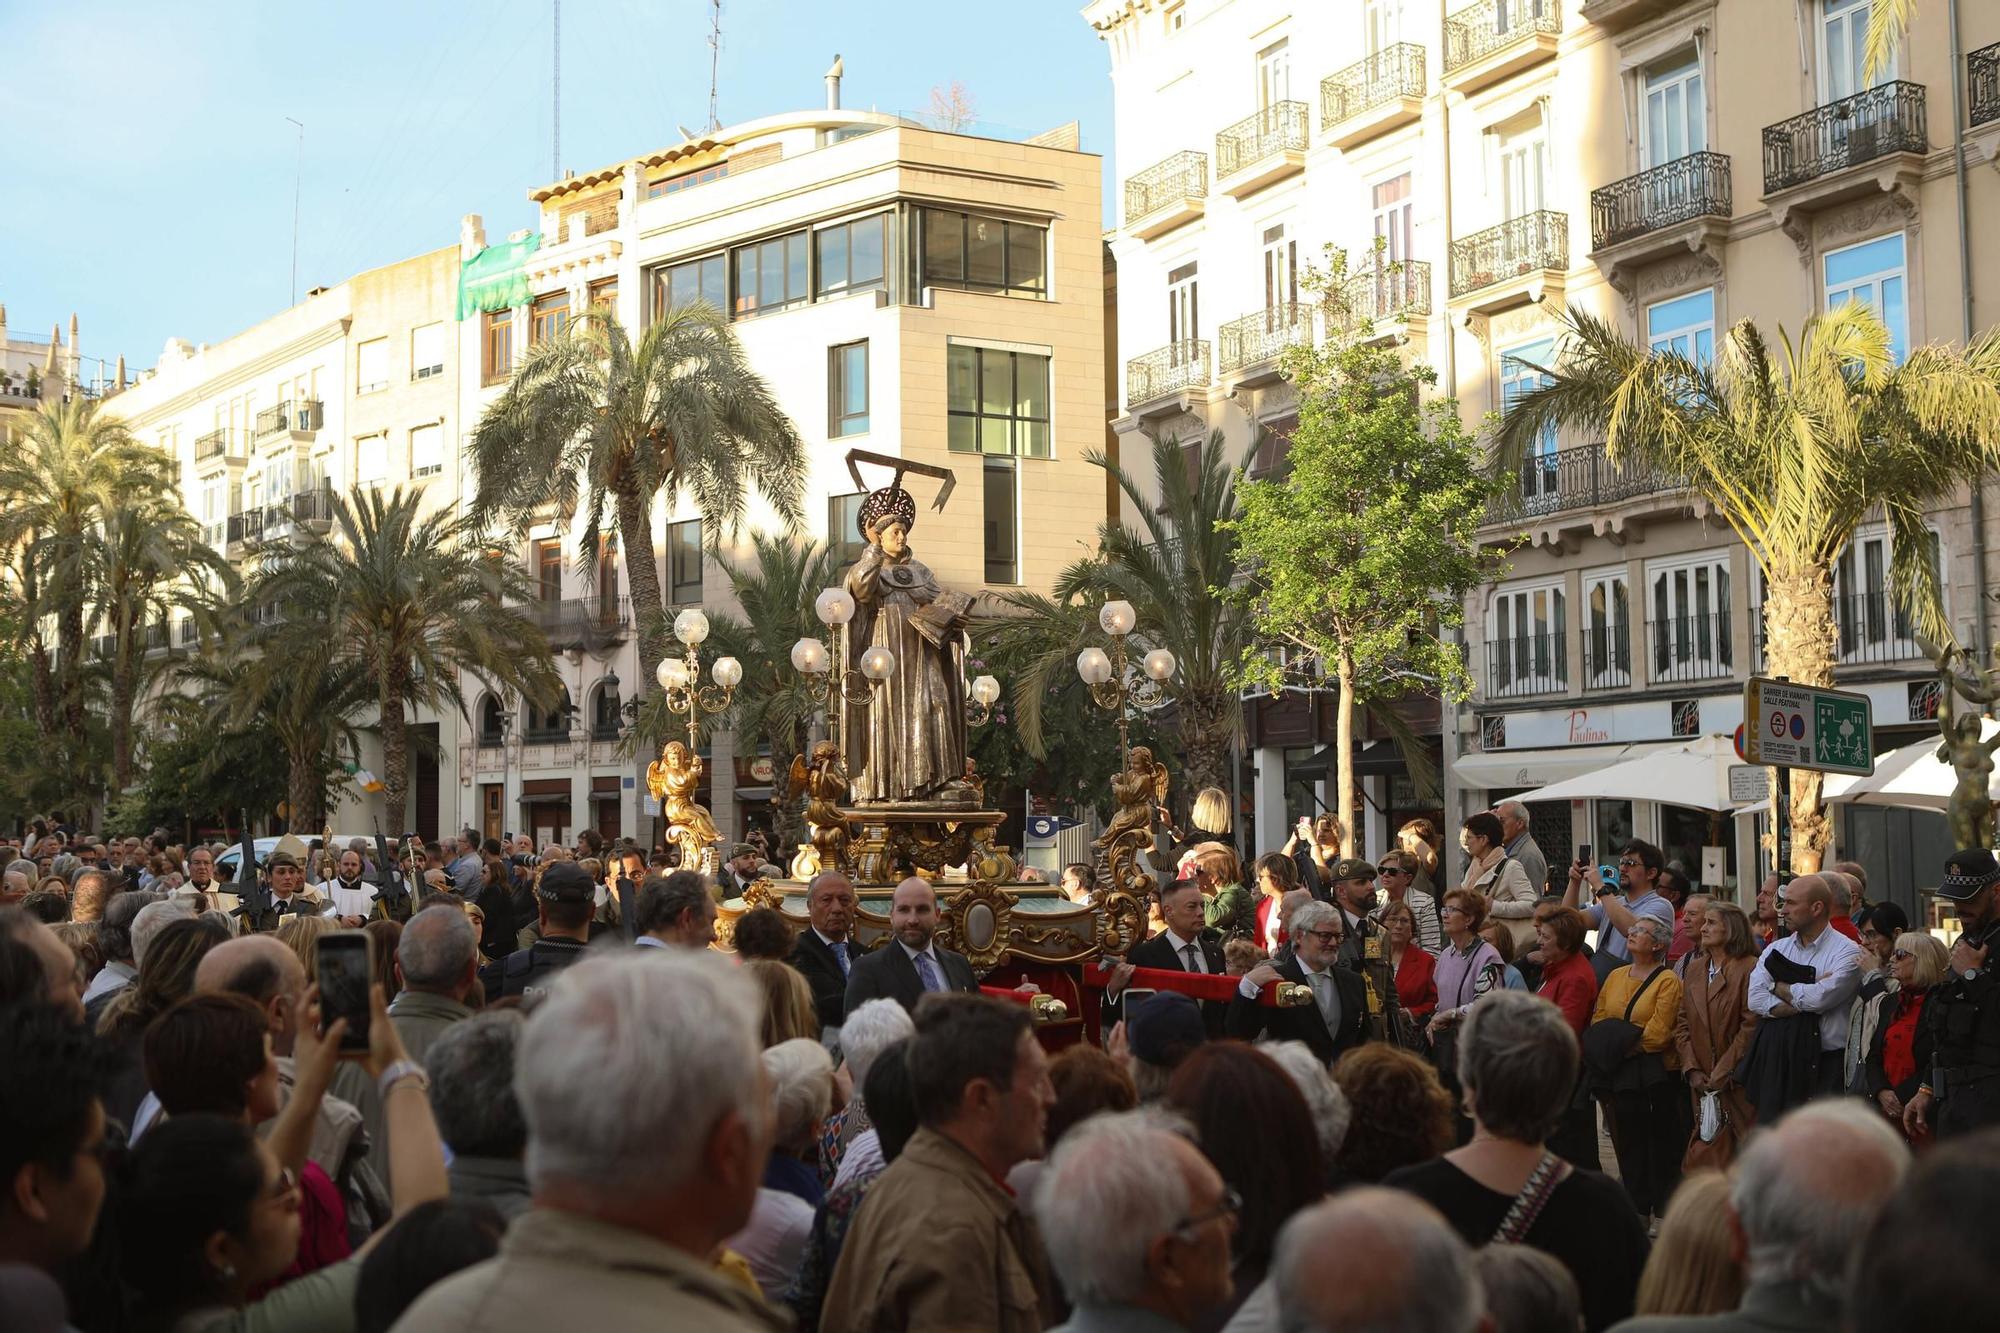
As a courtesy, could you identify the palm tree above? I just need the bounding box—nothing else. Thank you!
[977,430,1259,797]
[1496,306,2000,868]
[249,486,563,828]
[708,533,845,853]
[97,497,237,789]
[466,306,807,702]
[1865,1,1913,86]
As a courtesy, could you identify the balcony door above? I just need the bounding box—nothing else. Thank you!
[1820,0,1891,102]
[1836,528,1934,663]
[1167,261,1199,364]
[1257,39,1292,111]
[1262,226,1297,327]
[1502,339,1559,509]
[1649,557,1732,682]
[1641,56,1706,168]
[1492,584,1567,696]
[1584,571,1631,689]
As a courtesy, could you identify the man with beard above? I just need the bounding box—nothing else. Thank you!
[790,871,859,1031]
[842,877,977,1015]
[1904,848,2000,1139]
[1329,858,1380,972]
[322,848,379,928]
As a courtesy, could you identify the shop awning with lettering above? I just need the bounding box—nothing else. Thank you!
[1452,740,1688,794]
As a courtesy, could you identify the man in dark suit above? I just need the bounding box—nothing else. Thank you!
[843,876,978,1015]
[1104,878,1227,1034]
[1226,899,1368,1065]
[789,870,859,1032]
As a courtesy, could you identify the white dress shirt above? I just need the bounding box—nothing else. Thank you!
[1748,925,1864,1052]
[1163,928,1208,974]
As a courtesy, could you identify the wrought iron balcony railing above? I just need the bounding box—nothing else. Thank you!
[1127,340,1212,406]
[288,484,337,526]
[1972,42,1999,127]
[1449,210,1568,298]
[254,401,294,438]
[1484,630,1568,699]
[194,428,240,463]
[1124,150,1208,223]
[1590,151,1732,249]
[1218,303,1310,373]
[525,596,633,645]
[1340,261,1433,329]
[1444,0,1561,75]
[225,508,265,546]
[1647,612,1735,683]
[1762,81,1928,194]
[1487,443,1680,522]
[1579,621,1634,692]
[1216,102,1310,177]
[1322,44,1426,126]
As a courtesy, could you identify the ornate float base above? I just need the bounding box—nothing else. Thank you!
[836,805,1011,886]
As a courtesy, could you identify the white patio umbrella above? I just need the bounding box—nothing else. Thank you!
[1507,734,1748,813]
[1823,720,2000,812]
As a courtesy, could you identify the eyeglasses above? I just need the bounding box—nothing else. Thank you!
[1173,1186,1242,1239]
[1304,928,1344,945]
[1378,867,1410,877]
[1617,857,1643,868]
[1440,904,1467,916]
[1891,949,1914,960]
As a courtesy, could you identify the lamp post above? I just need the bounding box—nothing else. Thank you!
[790,586,891,754]
[1075,599,1177,764]
[655,609,742,752]
[965,672,1002,726]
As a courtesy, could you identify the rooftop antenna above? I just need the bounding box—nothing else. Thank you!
[284,117,304,306]
[552,0,561,178]
[707,0,722,132]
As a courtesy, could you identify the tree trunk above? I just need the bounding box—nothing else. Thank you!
[28,640,56,742]
[380,686,410,833]
[1177,687,1232,805]
[616,484,668,847]
[110,644,135,791]
[289,744,325,832]
[1761,567,1837,872]
[1336,641,1357,858]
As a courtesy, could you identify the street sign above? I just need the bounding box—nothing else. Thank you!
[1727,765,1767,804]
[1741,677,1876,776]
[1732,723,1749,762]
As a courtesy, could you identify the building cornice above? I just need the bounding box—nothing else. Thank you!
[113,316,352,425]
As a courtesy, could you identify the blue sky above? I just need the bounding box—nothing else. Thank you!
[0,0,1114,379]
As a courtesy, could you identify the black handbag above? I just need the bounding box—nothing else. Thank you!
[1582,965,1670,1091]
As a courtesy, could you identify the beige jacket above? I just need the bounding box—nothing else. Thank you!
[820,1127,1061,1333]
[1465,852,1540,950]
[390,1207,787,1333]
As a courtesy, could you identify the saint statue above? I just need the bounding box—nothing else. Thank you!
[842,484,973,804]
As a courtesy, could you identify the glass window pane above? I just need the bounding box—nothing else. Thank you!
[948,414,977,453]
[980,349,1012,415]
[731,252,755,315]
[1006,224,1045,293]
[818,226,849,292]
[787,233,808,301]
[984,459,1018,584]
[1824,234,1903,287]
[759,242,785,309]
[948,346,978,411]
[924,210,963,285]
[702,258,727,312]
[852,216,885,287]
[1019,420,1051,458]
[980,417,1012,455]
[966,217,1005,289]
[1014,353,1049,420]
[1881,276,1906,361]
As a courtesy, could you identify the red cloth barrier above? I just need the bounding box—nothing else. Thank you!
[1080,960,1297,1008]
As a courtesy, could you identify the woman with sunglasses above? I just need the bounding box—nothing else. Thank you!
[1862,931,1950,1144]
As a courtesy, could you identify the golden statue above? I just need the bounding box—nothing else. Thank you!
[647,739,720,873]
[786,741,852,879]
[1094,745,1168,899]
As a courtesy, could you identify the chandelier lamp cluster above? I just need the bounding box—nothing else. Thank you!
[654,608,743,751]
[1076,599,1177,762]
[791,588,1000,745]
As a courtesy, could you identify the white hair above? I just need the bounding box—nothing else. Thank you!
[1732,1100,1909,1304]
[1034,1109,1195,1307]
[764,1037,835,1147]
[130,898,196,970]
[840,998,916,1086]
[517,949,761,1198]
[1290,899,1338,936]
[1260,1041,1352,1164]
[1625,915,1670,949]
[1275,1189,1482,1333]
[398,905,478,989]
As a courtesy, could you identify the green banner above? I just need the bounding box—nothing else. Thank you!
[457,233,541,321]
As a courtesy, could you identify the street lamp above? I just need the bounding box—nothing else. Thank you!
[966,673,1002,726]
[1076,599,1177,762]
[789,587,889,753]
[656,609,741,751]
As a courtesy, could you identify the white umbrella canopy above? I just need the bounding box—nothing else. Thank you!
[1508,734,1748,813]
[1823,720,2000,812]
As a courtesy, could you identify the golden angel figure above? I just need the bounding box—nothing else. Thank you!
[647,740,721,869]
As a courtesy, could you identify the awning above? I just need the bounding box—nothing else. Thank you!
[1452,740,1692,793]
[586,789,622,803]
[517,791,572,806]
[457,234,541,319]
[734,786,773,802]
[1290,739,1414,782]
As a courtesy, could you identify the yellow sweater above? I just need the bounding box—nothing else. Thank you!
[1591,963,1683,1069]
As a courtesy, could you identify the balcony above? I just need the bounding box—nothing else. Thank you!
[1834,592,1926,666]
[1126,341,1212,416]
[287,484,336,531]
[224,508,265,549]
[1214,102,1309,198]
[1972,42,1998,128]
[1123,151,1208,239]
[524,596,632,649]
[1483,631,1568,700]
[1443,0,1561,95]
[1217,303,1310,383]
[253,399,323,442]
[1591,152,1732,250]
[1340,261,1433,335]
[1579,622,1634,692]
[1485,443,1682,528]
[194,428,244,466]
[1762,81,1927,224]
[1321,45,1425,150]
[1449,211,1568,309]
[1644,613,1736,684]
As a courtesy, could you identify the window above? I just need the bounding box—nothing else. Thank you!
[1647,288,1716,364]
[482,310,514,384]
[1648,556,1732,681]
[731,231,809,317]
[265,454,295,505]
[815,215,890,299]
[652,254,727,320]
[1583,570,1631,687]
[1262,227,1297,312]
[828,493,867,567]
[668,519,703,604]
[531,291,570,346]
[409,422,443,478]
[1825,233,1908,363]
[532,538,563,603]
[1836,527,1938,661]
[1642,56,1706,167]
[1168,261,1199,346]
[356,338,388,395]
[525,688,573,741]
[1257,38,1291,108]
[591,682,623,739]
[947,346,1052,458]
[1821,0,1889,102]
[1364,0,1402,54]
[646,162,729,199]
[1372,173,1414,266]
[829,341,870,437]
[919,209,1047,298]
[984,458,1019,584]
[410,323,446,380]
[200,478,226,545]
[356,434,387,483]
[477,695,506,747]
[1495,113,1548,218]
[587,276,618,311]
[1502,339,1558,505]
[596,536,621,621]
[1490,584,1567,695]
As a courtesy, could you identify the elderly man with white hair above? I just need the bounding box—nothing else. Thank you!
[729,1037,836,1301]
[81,889,164,1021]
[1492,798,1549,897]
[1035,1109,1237,1332]
[828,997,918,1188]
[1274,1188,1484,1333]
[1608,1100,1908,1331]
[391,950,785,1332]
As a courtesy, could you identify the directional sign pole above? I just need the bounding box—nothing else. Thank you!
[1774,677,1792,886]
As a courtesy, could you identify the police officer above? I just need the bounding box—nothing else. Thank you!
[1905,847,2000,1140]
[481,859,595,1002]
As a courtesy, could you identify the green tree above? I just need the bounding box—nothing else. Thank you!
[105,692,306,843]
[1227,268,1506,857]
[1496,307,2000,868]
[248,487,563,828]
[977,431,1257,800]
[466,307,807,706]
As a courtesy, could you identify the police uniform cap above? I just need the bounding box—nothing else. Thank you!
[536,861,596,903]
[1937,848,2000,902]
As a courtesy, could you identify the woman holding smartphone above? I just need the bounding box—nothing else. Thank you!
[1284,813,1344,902]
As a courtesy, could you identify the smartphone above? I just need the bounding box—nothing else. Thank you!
[1122,987,1158,1012]
[1576,843,1591,868]
[316,933,373,1052]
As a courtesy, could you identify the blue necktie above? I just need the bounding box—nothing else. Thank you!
[832,940,850,977]
[915,950,943,992]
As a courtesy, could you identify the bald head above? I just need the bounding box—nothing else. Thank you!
[196,935,307,1050]
[890,875,939,951]
[0,910,85,1023]
[397,903,478,995]
[1733,1100,1907,1299]
[1274,1188,1481,1333]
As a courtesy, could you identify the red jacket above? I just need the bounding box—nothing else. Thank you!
[1538,951,1599,1036]
[1394,945,1437,1021]
[1829,913,1860,942]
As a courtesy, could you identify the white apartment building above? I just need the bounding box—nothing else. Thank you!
[1089,0,2000,917]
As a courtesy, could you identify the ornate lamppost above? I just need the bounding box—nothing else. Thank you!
[655,609,742,749]
[1075,599,1177,763]
[644,609,741,872]
[1078,599,1178,900]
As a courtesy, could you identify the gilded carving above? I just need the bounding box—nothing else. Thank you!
[937,879,1018,972]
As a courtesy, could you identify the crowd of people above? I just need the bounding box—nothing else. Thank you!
[0,797,1994,1333]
